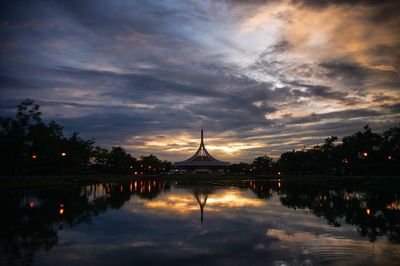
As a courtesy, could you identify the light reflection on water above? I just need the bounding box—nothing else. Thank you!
[1,179,399,266]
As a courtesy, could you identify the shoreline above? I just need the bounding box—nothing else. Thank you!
[0,174,399,190]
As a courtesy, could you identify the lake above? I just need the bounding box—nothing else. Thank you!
[1,178,399,265]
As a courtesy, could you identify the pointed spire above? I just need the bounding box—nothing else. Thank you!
[175,126,229,165]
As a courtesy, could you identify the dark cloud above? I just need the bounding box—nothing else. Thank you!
[292,0,399,8]
[283,108,385,126]
[259,40,292,57]
[319,61,369,83]
[287,82,348,100]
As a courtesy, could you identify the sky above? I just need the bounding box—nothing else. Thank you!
[0,0,399,162]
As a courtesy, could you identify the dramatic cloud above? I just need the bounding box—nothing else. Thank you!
[0,0,399,162]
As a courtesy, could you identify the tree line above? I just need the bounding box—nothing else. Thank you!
[0,99,171,176]
[1,99,399,176]
[229,125,399,176]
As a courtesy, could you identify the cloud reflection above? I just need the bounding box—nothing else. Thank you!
[130,189,264,215]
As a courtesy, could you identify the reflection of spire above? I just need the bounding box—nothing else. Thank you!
[193,189,209,224]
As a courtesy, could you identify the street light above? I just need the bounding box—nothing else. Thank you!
[59,204,64,215]
[60,152,67,177]
[32,154,37,159]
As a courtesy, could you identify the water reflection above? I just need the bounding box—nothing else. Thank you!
[246,180,400,243]
[193,188,211,224]
[0,178,399,265]
[0,179,170,266]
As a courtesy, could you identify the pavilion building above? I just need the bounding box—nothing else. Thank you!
[174,129,230,172]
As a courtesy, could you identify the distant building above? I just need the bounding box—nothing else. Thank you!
[175,129,230,171]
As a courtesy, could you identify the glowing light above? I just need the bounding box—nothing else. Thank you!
[134,181,137,191]
[29,201,35,208]
[120,185,124,192]
[343,159,349,164]
[278,182,281,188]
[130,183,133,192]
[277,172,281,175]
[366,208,371,215]
[362,152,368,157]
[134,172,138,175]
[206,143,265,154]
[387,155,392,160]
[32,154,37,159]
[59,207,64,215]
[61,152,67,157]
[387,202,400,210]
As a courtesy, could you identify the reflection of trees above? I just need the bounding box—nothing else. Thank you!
[2,179,398,265]
[246,180,400,243]
[0,179,170,266]
[247,180,276,199]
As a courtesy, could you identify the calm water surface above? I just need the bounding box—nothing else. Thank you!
[1,179,400,266]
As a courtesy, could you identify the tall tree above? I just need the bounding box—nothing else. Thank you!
[252,155,273,174]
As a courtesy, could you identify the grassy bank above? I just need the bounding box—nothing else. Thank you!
[0,174,399,190]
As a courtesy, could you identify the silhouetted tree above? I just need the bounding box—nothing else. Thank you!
[90,146,110,174]
[228,162,251,174]
[106,147,133,174]
[340,125,383,175]
[0,100,175,176]
[252,155,273,174]
[275,125,399,176]
[0,99,45,175]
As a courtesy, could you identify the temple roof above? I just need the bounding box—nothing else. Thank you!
[175,129,230,166]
